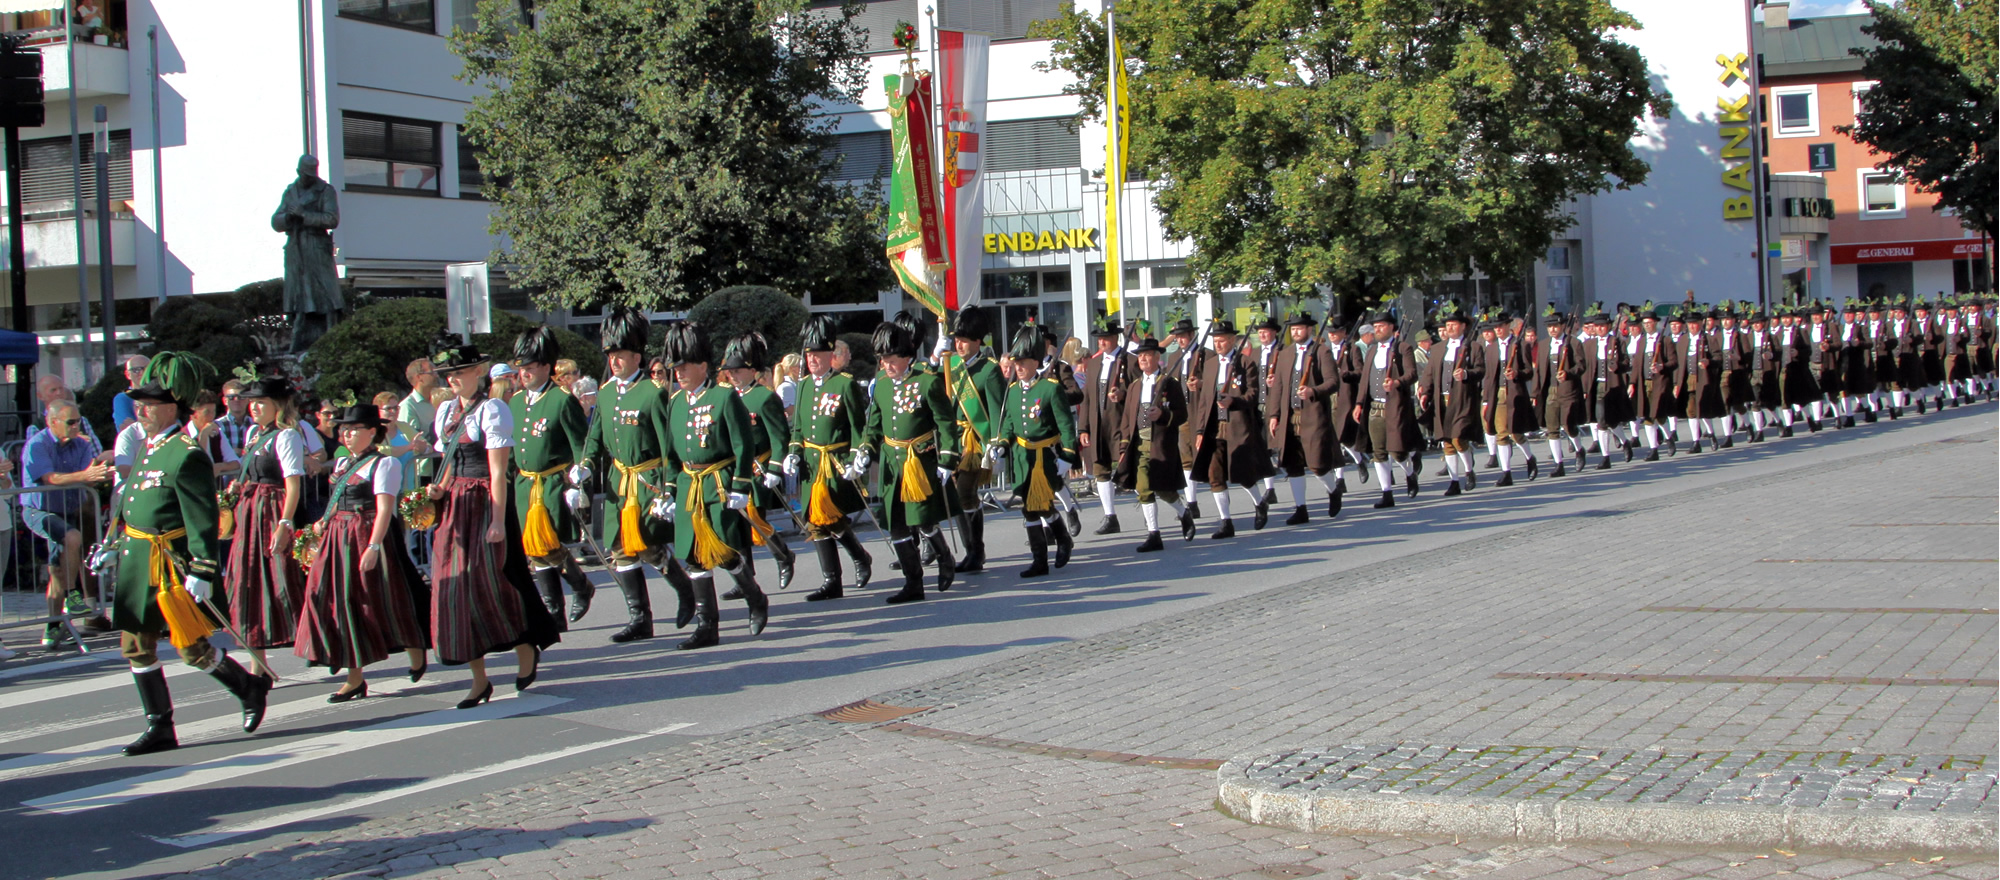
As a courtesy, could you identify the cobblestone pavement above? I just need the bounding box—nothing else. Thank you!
[109,415,2000,879]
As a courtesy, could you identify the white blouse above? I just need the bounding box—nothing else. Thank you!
[433,397,513,450]
[245,425,307,477]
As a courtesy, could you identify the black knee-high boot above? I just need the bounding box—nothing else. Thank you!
[207,653,272,733]
[1018,520,1050,578]
[766,534,796,591]
[532,567,568,631]
[658,558,696,628]
[1048,514,1073,568]
[677,573,720,650]
[609,566,654,643]
[886,536,925,604]
[926,527,955,592]
[725,557,769,636]
[559,557,595,623]
[954,510,986,572]
[123,667,177,756]
[805,539,843,601]
[835,528,873,589]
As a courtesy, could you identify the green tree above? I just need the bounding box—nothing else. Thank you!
[1033,0,1670,314]
[141,278,291,378]
[1840,0,1996,246]
[303,298,603,403]
[454,0,893,312]
[686,285,812,355]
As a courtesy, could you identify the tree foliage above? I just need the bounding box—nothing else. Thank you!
[1840,0,1996,242]
[303,297,603,404]
[1032,0,1670,313]
[143,278,288,378]
[686,285,813,355]
[454,0,893,312]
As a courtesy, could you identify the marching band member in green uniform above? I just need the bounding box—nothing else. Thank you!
[784,316,873,601]
[719,332,797,594]
[509,326,598,630]
[572,307,697,643]
[941,306,1006,572]
[114,352,272,756]
[659,321,767,649]
[994,326,1080,578]
[859,312,960,603]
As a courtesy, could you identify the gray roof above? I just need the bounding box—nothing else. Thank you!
[1756,14,1881,78]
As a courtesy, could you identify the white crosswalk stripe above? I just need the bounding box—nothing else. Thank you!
[0,654,111,681]
[0,660,322,713]
[21,693,569,815]
[153,722,695,848]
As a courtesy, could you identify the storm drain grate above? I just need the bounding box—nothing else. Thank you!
[817,699,931,723]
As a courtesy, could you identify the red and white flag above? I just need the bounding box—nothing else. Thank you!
[938,30,988,311]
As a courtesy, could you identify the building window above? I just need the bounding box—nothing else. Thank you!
[1546,245,1570,271]
[21,130,132,209]
[1545,275,1574,314]
[1859,169,1904,218]
[985,117,1081,173]
[806,0,917,54]
[1772,86,1817,137]
[339,0,435,31]
[343,113,441,195]
[457,128,485,199]
[824,131,891,181]
[1851,81,1876,116]
[938,0,1070,41]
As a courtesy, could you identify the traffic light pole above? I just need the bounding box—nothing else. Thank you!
[5,123,28,416]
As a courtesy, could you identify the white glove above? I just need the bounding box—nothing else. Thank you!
[762,470,783,490]
[842,454,869,483]
[183,575,213,604]
[783,454,801,477]
[988,444,1007,465]
[937,466,952,485]
[1054,457,1071,477]
[649,496,676,522]
[726,492,749,511]
[852,449,872,474]
[563,488,586,512]
[567,464,591,487]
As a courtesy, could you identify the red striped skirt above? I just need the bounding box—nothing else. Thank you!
[294,508,431,671]
[224,481,306,648]
[430,475,550,664]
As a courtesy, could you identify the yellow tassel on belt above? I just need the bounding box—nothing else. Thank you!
[1015,435,1060,513]
[612,457,662,558]
[684,459,738,570]
[519,463,567,558]
[956,423,986,473]
[883,431,937,503]
[127,525,211,650]
[803,440,848,527]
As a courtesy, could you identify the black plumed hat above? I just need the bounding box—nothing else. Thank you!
[801,314,839,352]
[662,320,713,366]
[429,332,488,374]
[1008,324,1042,360]
[721,332,769,371]
[872,312,918,359]
[513,325,560,366]
[950,305,992,342]
[600,306,650,355]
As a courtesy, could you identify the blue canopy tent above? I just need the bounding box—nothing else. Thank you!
[0,329,38,366]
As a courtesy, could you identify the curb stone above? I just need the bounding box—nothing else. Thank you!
[1217,755,1999,857]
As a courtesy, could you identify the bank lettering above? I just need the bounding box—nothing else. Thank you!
[1717,55,1755,221]
[984,228,1099,254]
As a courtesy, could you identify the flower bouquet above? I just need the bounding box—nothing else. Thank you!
[399,488,438,530]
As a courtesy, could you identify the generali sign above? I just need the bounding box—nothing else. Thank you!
[1831,239,1989,265]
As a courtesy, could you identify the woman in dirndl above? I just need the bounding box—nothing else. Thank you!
[427,337,560,708]
[222,377,308,681]
[295,406,431,701]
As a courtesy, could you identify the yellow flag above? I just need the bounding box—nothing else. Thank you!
[1103,24,1129,316]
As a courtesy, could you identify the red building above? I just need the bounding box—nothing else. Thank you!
[1754,5,1990,303]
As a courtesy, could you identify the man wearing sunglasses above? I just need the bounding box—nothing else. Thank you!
[22,401,112,651]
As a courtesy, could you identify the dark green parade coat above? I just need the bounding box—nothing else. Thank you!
[737,384,790,512]
[578,373,674,554]
[664,383,756,564]
[943,354,1007,464]
[861,370,961,529]
[115,429,221,635]
[996,377,1081,514]
[510,382,589,543]
[786,371,868,517]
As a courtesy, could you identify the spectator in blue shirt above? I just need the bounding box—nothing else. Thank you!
[109,354,149,434]
[23,400,113,649]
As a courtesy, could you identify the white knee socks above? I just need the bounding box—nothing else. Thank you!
[1289,476,1309,507]
[1096,481,1116,516]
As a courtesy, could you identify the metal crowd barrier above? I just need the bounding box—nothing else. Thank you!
[0,483,109,654]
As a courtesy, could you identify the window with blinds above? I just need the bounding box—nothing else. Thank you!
[938,0,1069,41]
[344,112,442,195]
[338,0,435,31]
[983,117,1079,173]
[457,129,484,198]
[825,131,891,181]
[19,131,132,207]
[806,0,917,54]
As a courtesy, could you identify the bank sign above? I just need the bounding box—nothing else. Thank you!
[984,227,1099,254]
[1717,51,1754,221]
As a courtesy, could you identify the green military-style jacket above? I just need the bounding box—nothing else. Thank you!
[943,354,1006,469]
[737,384,790,512]
[114,428,221,635]
[664,383,756,563]
[860,369,960,528]
[786,370,868,516]
[578,372,674,553]
[510,381,589,542]
[997,376,1081,512]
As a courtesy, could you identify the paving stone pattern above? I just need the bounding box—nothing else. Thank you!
[1237,745,1993,812]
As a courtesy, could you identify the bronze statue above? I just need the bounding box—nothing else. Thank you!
[270,154,343,353]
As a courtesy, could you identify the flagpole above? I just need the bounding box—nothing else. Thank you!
[1105,4,1123,328]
